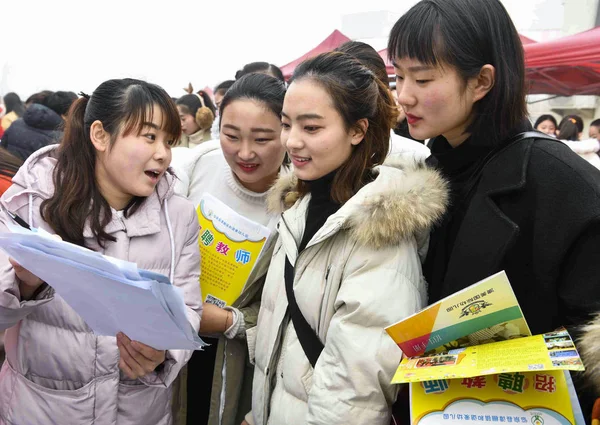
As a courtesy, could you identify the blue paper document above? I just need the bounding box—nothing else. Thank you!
[0,224,205,351]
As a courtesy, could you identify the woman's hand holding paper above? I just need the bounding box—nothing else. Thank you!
[9,258,44,300]
[9,234,61,300]
[116,332,166,379]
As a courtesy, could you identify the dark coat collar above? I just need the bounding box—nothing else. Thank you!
[442,139,534,287]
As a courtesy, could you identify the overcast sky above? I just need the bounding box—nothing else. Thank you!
[1,0,564,98]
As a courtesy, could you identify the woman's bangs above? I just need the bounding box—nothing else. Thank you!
[154,95,182,145]
[388,8,445,67]
[121,86,182,144]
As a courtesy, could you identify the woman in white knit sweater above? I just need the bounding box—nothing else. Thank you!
[170,73,287,425]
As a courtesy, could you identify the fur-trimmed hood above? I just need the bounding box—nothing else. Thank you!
[579,314,600,391]
[266,157,449,249]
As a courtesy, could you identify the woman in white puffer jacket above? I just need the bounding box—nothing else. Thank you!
[245,52,448,425]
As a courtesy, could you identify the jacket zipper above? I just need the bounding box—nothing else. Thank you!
[262,216,341,423]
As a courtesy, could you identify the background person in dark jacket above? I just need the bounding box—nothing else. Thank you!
[389,0,600,421]
[45,91,78,119]
[0,91,77,160]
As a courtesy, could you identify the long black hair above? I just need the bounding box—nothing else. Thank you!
[3,93,25,117]
[388,0,527,145]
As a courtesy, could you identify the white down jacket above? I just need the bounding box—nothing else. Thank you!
[249,161,448,425]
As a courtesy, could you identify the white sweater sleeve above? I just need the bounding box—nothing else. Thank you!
[561,139,600,155]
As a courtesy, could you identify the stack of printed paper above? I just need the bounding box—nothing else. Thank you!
[0,223,205,351]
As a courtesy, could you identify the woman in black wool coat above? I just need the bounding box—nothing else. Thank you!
[388,0,600,422]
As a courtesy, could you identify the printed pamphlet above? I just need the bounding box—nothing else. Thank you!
[393,329,583,384]
[196,193,271,307]
[383,271,586,425]
[386,271,530,357]
[411,370,576,425]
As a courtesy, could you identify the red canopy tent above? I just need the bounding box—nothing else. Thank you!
[379,34,537,76]
[524,27,600,96]
[280,30,351,80]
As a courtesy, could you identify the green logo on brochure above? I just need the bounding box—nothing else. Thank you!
[531,414,544,425]
[459,300,493,318]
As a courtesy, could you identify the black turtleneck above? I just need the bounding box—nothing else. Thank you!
[424,121,533,302]
[298,170,341,253]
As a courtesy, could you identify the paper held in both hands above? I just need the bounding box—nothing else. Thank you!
[0,223,206,351]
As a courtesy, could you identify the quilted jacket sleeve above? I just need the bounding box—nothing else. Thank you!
[0,185,55,331]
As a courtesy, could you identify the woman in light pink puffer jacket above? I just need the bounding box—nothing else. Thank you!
[0,79,203,425]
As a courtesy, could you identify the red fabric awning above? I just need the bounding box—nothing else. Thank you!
[524,27,600,96]
[378,48,394,76]
[280,30,351,80]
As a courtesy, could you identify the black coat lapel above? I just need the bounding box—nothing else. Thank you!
[443,141,534,288]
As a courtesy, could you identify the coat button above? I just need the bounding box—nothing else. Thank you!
[266,367,270,376]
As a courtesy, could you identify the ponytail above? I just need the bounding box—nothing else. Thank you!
[329,77,397,203]
[0,147,23,178]
[372,77,400,165]
[558,118,579,141]
[41,96,116,247]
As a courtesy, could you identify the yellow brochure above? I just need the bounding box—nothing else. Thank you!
[393,329,584,384]
[410,370,576,425]
[196,193,271,307]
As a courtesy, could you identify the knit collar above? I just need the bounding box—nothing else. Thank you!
[224,162,271,205]
[187,128,210,147]
[302,169,338,203]
[428,120,534,178]
[429,135,492,178]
